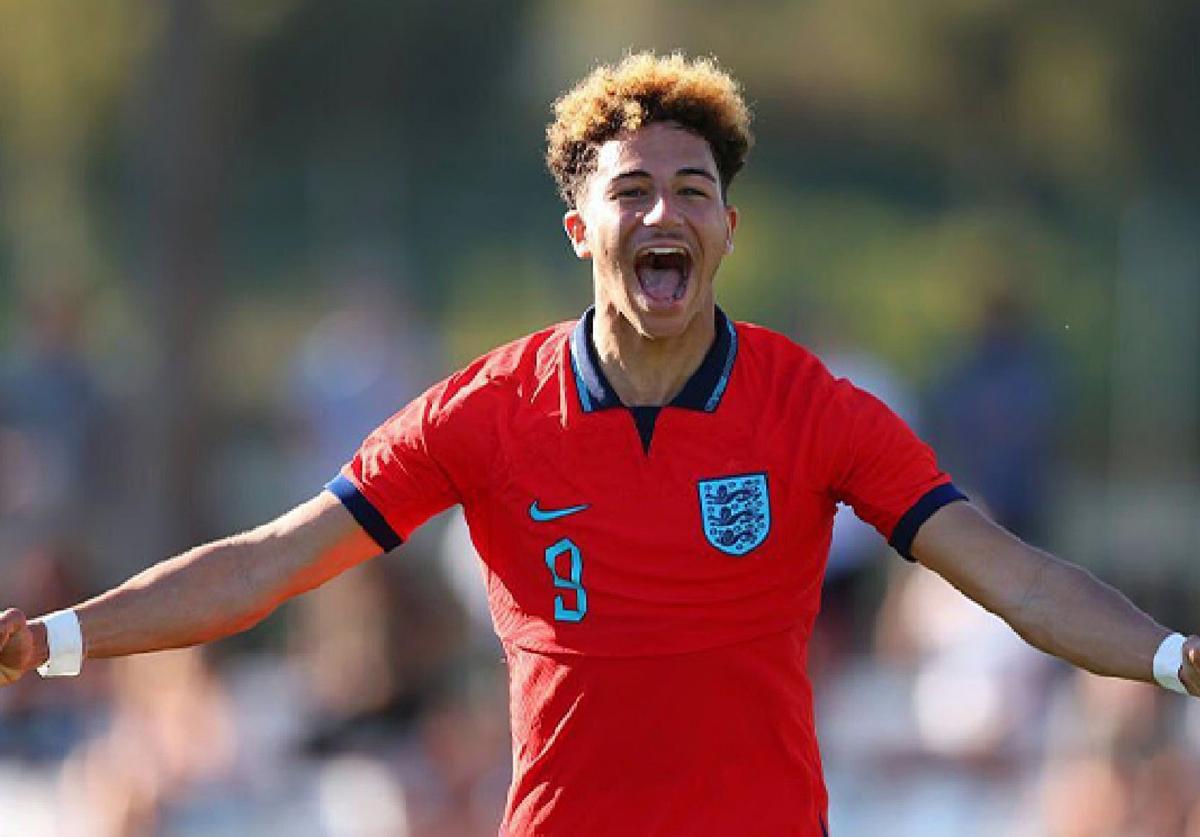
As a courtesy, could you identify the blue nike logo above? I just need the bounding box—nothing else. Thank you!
[529,500,589,522]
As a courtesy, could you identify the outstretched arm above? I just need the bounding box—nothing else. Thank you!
[912,500,1200,694]
[0,489,379,684]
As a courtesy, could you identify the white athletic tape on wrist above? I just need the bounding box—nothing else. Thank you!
[1153,632,1188,695]
[36,609,84,678]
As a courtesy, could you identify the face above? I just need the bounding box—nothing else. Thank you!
[564,122,738,340]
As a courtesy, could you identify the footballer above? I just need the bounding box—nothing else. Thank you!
[2,53,1199,836]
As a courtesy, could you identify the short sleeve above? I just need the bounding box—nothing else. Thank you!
[327,376,477,552]
[827,381,966,560]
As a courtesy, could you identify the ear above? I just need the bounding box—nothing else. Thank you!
[563,209,592,260]
[724,205,739,254]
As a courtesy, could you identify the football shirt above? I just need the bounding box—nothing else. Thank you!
[329,307,964,835]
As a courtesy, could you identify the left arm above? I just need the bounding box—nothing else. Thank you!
[911,500,1200,693]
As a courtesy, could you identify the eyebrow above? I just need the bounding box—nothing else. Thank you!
[677,167,718,183]
[611,167,718,184]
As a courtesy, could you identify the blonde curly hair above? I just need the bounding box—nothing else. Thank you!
[546,52,753,208]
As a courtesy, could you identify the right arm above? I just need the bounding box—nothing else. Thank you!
[0,489,379,682]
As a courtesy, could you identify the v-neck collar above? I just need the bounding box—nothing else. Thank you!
[568,306,739,413]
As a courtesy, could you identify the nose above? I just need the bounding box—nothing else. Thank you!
[643,191,682,228]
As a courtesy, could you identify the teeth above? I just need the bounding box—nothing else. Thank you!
[645,246,686,256]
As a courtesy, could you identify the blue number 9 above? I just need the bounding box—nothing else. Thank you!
[545,538,587,622]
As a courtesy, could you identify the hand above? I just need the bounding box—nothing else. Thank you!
[1180,636,1200,697]
[0,609,37,687]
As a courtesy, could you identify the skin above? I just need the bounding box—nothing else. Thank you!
[912,501,1200,690]
[1,119,1198,703]
[0,492,379,680]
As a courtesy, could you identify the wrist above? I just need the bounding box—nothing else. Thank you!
[1153,631,1188,694]
[34,610,84,677]
[29,620,50,670]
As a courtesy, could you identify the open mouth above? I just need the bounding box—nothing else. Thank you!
[634,246,692,304]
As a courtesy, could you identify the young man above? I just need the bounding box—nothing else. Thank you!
[1,53,1197,835]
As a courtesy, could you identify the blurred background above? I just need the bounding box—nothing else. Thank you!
[1,1,1198,834]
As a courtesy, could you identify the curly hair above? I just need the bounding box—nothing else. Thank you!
[546,52,754,208]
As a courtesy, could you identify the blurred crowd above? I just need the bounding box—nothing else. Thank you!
[3,279,1200,837]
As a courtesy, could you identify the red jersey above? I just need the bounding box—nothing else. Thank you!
[329,308,964,836]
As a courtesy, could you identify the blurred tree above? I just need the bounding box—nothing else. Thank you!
[222,0,532,308]
[0,0,1196,505]
[133,0,235,555]
[0,0,154,299]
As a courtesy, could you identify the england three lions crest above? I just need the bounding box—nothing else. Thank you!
[698,473,771,557]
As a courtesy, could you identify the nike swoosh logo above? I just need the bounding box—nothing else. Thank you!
[529,501,590,522]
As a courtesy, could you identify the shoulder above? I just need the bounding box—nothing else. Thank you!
[425,320,573,426]
[731,319,842,398]
[730,320,897,441]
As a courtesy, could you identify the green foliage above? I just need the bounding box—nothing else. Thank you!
[0,0,1193,463]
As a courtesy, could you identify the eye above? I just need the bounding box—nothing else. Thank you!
[679,187,709,197]
[614,187,647,199]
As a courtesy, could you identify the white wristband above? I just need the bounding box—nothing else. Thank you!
[1153,632,1188,695]
[36,609,84,678]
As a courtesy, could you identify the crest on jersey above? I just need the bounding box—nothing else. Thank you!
[697,473,770,556]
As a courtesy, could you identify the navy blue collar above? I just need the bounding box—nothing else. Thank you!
[569,307,739,413]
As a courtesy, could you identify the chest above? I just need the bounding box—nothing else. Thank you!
[462,405,837,655]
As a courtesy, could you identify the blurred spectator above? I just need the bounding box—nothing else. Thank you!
[0,288,108,533]
[58,649,236,837]
[800,305,924,687]
[820,560,1056,835]
[286,272,440,494]
[0,288,118,777]
[283,269,438,726]
[812,322,923,662]
[399,668,511,837]
[927,288,1060,542]
[280,266,503,819]
[1036,673,1199,837]
[874,566,1053,761]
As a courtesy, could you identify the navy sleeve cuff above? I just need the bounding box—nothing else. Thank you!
[325,474,404,553]
[889,482,968,562]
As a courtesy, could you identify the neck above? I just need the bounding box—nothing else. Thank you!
[592,301,716,407]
